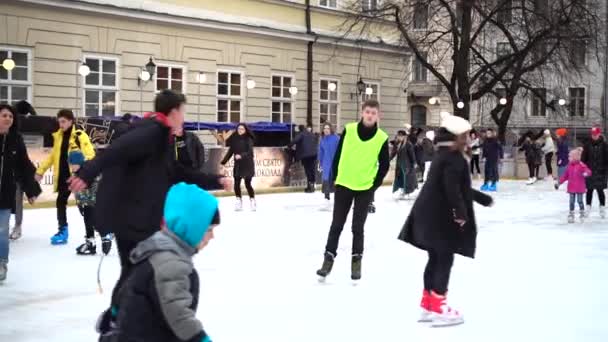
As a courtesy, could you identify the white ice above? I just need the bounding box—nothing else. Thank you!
[1,180,607,342]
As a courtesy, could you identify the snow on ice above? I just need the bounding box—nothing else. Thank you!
[1,180,607,342]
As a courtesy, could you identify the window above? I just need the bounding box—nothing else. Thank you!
[362,0,378,12]
[319,0,337,9]
[496,88,507,104]
[533,43,547,62]
[570,40,586,66]
[411,105,427,127]
[569,87,585,117]
[531,88,547,117]
[156,65,185,93]
[413,3,429,29]
[534,0,549,15]
[320,79,339,126]
[364,83,380,101]
[217,71,242,123]
[413,52,428,82]
[497,0,512,24]
[83,56,118,117]
[271,75,294,123]
[496,42,511,59]
[0,48,31,106]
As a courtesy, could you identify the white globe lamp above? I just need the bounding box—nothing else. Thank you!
[499,98,507,105]
[139,70,151,82]
[78,63,90,76]
[2,58,15,71]
[246,79,256,89]
[328,82,337,92]
[456,101,465,109]
[289,86,298,95]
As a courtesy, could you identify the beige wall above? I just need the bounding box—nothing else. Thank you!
[0,1,410,141]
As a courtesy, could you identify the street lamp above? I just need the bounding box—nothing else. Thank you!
[246,79,256,89]
[457,101,465,109]
[196,72,207,84]
[328,82,337,92]
[499,97,508,105]
[145,57,156,79]
[139,70,151,82]
[558,98,567,106]
[289,86,298,96]
[365,86,374,96]
[2,58,15,71]
[196,72,206,130]
[78,63,90,76]
[429,97,439,105]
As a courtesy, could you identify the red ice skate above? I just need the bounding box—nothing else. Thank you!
[428,291,464,327]
[418,290,432,322]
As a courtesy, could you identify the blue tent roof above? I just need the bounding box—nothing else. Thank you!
[184,121,294,132]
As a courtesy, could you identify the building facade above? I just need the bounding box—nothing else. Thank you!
[0,0,418,143]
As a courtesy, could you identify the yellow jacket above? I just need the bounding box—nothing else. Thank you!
[36,127,96,192]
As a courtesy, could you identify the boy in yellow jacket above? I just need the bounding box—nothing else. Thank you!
[35,109,95,245]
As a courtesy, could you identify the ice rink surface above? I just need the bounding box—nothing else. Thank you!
[1,180,607,342]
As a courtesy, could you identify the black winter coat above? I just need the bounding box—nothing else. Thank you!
[221,134,255,178]
[398,147,493,258]
[289,131,317,160]
[0,131,41,210]
[78,117,222,242]
[182,131,206,172]
[519,141,543,166]
[421,138,434,162]
[581,137,608,190]
[391,141,417,194]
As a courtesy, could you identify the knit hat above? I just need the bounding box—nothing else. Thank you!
[164,182,220,248]
[425,130,435,141]
[440,112,471,135]
[556,128,567,137]
[543,129,551,136]
[68,150,86,166]
[591,127,602,136]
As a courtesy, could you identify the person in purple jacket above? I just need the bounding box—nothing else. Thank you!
[318,123,340,211]
[556,128,569,182]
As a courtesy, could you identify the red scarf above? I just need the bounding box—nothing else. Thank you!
[143,112,173,143]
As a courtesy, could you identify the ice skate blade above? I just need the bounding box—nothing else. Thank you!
[429,318,464,328]
[317,276,327,283]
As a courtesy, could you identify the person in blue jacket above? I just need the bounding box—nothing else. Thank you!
[318,123,340,211]
[556,128,569,181]
[480,128,503,192]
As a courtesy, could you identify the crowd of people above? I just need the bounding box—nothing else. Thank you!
[2,90,608,336]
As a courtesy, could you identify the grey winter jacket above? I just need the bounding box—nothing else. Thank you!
[113,231,209,342]
[184,131,206,172]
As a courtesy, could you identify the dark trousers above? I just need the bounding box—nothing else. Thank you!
[528,163,540,178]
[545,152,554,176]
[569,193,585,211]
[301,157,317,184]
[324,185,374,256]
[484,161,499,184]
[586,188,606,206]
[111,237,138,311]
[78,205,96,238]
[423,250,454,295]
[470,155,481,174]
[234,176,255,198]
[56,188,71,227]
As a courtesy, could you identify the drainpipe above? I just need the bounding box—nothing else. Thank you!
[306,0,314,128]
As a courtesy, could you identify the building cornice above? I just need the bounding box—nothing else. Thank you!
[9,0,406,55]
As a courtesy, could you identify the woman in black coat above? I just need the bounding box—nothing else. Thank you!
[0,104,42,281]
[391,130,418,199]
[398,114,493,327]
[519,136,543,184]
[221,123,256,211]
[581,127,608,217]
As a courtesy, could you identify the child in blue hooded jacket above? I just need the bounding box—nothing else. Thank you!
[318,123,340,210]
[99,182,219,342]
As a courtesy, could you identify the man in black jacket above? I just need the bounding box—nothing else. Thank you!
[69,90,229,332]
[174,126,206,172]
[289,125,318,192]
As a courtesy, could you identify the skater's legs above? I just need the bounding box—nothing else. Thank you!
[545,152,554,176]
[80,206,95,239]
[528,163,535,178]
[576,193,585,211]
[423,251,438,291]
[586,189,594,206]
[484,161,492,184]
[302,157,316,184]
[14,184,23,227]
[244,177,255,198]
[324,191,330,200]
[424,161,432,182]
[56,188,71,227]
[324,186,355,256]
[233,176,243,198]
[351,189,374,255]
[473,155,480,174]
[0,210,11,263]
[569,193,576,212]
[110,237,138,313]
[431,251,454,295]
[597,188,606,206]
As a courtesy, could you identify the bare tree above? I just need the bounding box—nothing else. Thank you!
[341,0,606,142]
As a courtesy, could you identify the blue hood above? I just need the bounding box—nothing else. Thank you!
[164,182,219,248]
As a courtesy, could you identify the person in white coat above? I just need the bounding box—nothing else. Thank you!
[542,129,556,180]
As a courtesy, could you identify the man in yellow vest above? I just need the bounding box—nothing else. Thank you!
[316,99,390,282]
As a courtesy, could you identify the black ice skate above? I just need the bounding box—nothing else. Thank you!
[76,238,97,255]
[316,251,335,281]
[351,254,362,281]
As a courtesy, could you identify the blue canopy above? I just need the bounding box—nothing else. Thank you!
[184,121,294,132]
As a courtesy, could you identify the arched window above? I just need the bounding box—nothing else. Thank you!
[411,105,427,127]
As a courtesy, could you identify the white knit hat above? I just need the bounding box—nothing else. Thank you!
[440,112,472,135]
[425,130,435,141]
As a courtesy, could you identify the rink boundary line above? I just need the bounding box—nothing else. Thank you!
[23,178,530,210]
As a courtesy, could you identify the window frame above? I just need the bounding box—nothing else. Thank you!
[82,54,120,117]
[319,78,340,128]
[568,87,586,117]
[363,82,380,102]
[154,63,188,94]
[361,0,378,12]
[413,3,429,30]
[497,0,513,25]
[270,74,296,124]
[412,52,428,82]
[530,88,547,117]
[496,42,511,60]
[0,46,33,105]
[216,70,244,123]
[319,0,338,9]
